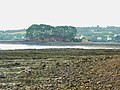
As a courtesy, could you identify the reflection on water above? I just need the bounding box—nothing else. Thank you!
[0,43,120,50]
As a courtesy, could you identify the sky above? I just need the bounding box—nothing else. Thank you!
[0,0,120,29]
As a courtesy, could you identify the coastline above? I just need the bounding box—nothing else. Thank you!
[0,41,120,50]
[0,40,120,45]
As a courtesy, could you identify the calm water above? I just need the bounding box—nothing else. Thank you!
[0,43,120,50]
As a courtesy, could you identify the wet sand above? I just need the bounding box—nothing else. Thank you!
[0,49,120,89]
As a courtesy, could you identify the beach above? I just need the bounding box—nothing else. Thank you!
[0,49,120,89]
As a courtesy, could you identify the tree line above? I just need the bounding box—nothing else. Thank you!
[26,24,77,42]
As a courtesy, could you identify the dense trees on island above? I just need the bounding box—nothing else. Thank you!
[26,24,77,42]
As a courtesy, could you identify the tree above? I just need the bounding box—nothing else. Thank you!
[51,26,77,41]
[26,24,54,40]
[26,24,77,42]
[115,35,120,42]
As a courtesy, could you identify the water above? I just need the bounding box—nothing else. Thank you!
[0,43,120,50]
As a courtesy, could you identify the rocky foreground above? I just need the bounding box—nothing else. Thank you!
[0,49,120,90]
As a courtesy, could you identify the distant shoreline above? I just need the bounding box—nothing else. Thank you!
[0,40,120,50]
[0,40,120,46]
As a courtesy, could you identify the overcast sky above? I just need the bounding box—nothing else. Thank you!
[0,0,120,29]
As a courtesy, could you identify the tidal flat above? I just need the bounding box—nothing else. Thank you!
[0,49,120,90]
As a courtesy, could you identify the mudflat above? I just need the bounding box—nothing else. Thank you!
[0,49,120,90]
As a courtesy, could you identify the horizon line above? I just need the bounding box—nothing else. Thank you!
[0,25,120,30]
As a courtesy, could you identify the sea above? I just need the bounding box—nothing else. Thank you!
[0,43,120,50]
